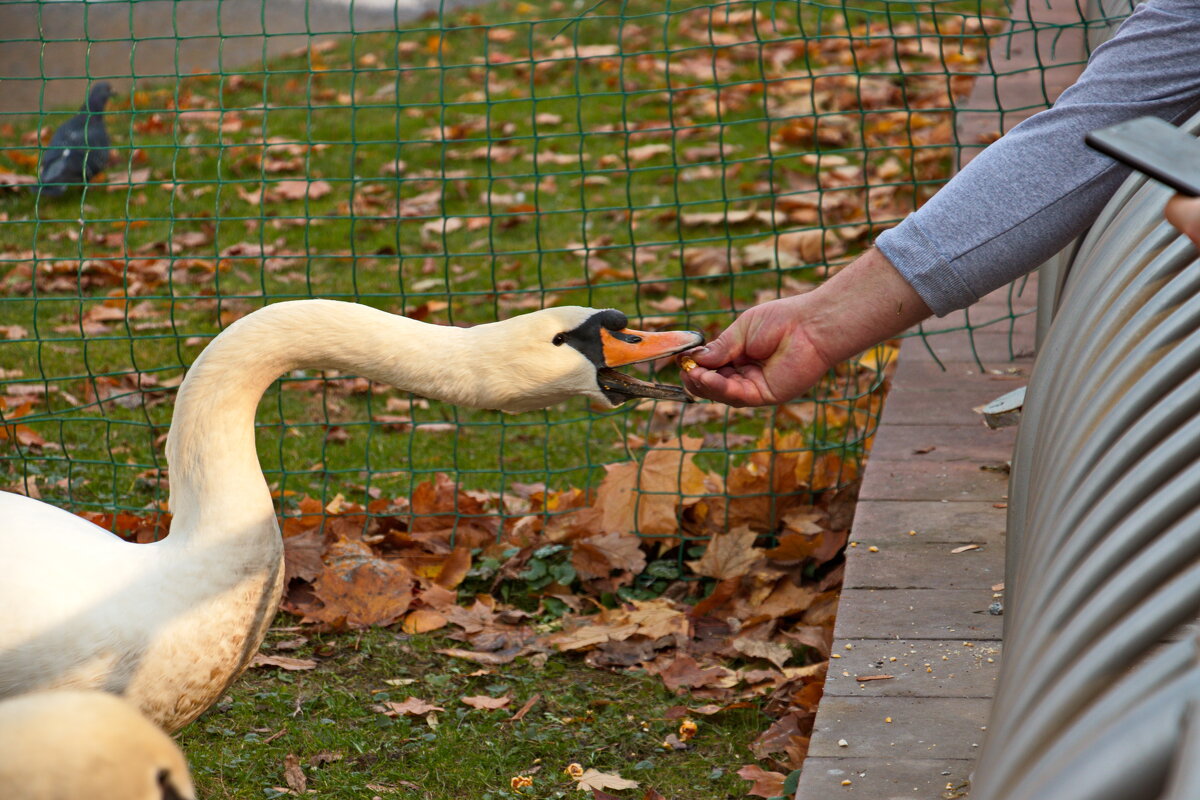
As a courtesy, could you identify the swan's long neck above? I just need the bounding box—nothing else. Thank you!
[165,300,481,544]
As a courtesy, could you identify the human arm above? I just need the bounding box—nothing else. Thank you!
[679,248,931,407]
[878,0,1200,316]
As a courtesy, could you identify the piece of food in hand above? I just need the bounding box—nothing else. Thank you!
[679,355,698,372]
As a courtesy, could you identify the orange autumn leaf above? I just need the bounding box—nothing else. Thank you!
[402,608,449,634]
[301,540,415,628]
[686,526,762,580]
[737,764,786,798]
[434,546,472,590]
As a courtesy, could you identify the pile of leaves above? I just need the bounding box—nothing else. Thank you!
[80,362,890,796]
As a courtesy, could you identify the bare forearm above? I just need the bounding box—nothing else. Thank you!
[801,247,932,366]
[680,247,931,407]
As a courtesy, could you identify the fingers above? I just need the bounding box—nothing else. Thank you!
[680,362,768,407]
[1165,193,1200,247]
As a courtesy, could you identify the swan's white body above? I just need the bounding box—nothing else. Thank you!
[0,689,195,800]
[0,300,701,731]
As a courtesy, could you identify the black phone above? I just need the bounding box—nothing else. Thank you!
[1085,116,1200,197]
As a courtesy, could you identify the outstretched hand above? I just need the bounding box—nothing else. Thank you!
[679,295,833,407]
[678,248,934,408]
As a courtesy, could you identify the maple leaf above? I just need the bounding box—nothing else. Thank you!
[303,540,415,628]
[686,526,762,580]
[736,765,785,798]
[751,712,806,760]
[461,694,512,710]
[730,636,793,670]
[572,530,646,591]
[574,769,639,792]
[591,436,707,539]
[655,653,733,693]
[378,697,445,717]
[282,527,325,584]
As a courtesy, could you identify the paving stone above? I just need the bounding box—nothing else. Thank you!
[867,424,1018,463]
[824,638,1002,698]
[858,458,1011,504]
[844,538,1004,590]
[878,383,1026,427]
[795,756,975,800]
[806,696,992,760]
[891,355,1032,387]
[849,501,1008,544]
[833,590,1004,641]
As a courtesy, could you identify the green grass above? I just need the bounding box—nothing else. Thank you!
[0,0,990,514]
[178,620,769,800]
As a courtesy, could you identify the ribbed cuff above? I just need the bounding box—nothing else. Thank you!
[875,217,980,317]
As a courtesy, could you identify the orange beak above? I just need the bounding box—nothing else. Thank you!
[599,327,705,367]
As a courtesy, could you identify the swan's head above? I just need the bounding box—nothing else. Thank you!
[478,306,704,413]
[0,690,196,800]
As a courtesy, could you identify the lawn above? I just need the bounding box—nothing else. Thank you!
[0,0,1007,797]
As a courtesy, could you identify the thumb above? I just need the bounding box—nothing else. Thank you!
[687,334,738,368]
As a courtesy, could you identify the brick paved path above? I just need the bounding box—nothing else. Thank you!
[795,283,1036,799]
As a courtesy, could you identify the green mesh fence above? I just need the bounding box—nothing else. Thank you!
[0,0,1131,549]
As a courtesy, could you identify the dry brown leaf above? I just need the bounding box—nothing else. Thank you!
[379,697,445,717]
[402,608,449,634]
[686,526,762,580]
[750,712,805,759]
[737,764,786,798]
[434,546,472,589]
[282,527,325,584]
[655,653,733,693]
[249,654,318,671]
[283,754,307,794]
[434,647,522,666]
[304,541,415,628]
[572,530,646,586]
[461,694,512,710]
[574,769,639,792]
[508,693,541,722]
[730,636,793,670]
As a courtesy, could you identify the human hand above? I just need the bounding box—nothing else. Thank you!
[679,248,933,408]
[1165,193,1200,247]
[679,295,833,407]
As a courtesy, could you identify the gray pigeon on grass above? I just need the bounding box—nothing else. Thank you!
[37,82,115,197]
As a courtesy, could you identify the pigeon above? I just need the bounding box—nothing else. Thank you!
[36,82,114,197]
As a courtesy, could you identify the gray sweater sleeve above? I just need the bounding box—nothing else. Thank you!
[875,0,1200,317]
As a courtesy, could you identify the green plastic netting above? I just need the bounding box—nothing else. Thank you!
[0,0,1131,546]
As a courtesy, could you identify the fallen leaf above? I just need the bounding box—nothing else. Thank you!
[461,694,512,710]
[508,692,541,722]
[687,526,762,580]
[951,544,981,554]
[737,764,785,798]
[378,697,445,717]
[283,754,307,794]
[730,636,793,669]
[574,769,639,792]
[282,527,325,584]
[249,654,317,671]
[402,608,449,634]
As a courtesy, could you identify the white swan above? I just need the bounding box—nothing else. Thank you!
[0,301,702,731]
[0,689,195,800]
